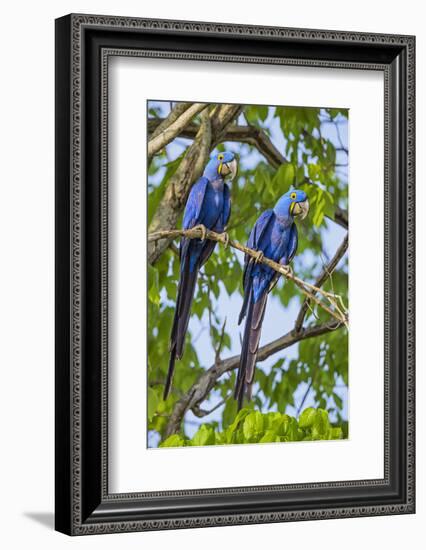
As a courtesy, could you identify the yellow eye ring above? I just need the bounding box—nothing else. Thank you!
[218,154,224,161]
[290,192,297,199]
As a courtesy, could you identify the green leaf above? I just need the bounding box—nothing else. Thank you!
[155,408,346,448]
[228,408,251,434]
[147,386,159,422]
[299,407,316,429]
[329,427,343,440]
[222,399,239,429]
[148,265,160,305]
[259,430,280,443]
[243,411,264,441]
[286,417,302,441]
[274,163,295,189]
[245,105,268,125]
[333,392,343,410]
[191,425,215,446]
[160,434,186,448]
[312,408,330,438]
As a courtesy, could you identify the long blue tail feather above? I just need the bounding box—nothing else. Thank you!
[163,254,198,399]
[235,290,268,409]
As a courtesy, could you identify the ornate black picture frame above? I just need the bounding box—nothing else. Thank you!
[55,13,415,535]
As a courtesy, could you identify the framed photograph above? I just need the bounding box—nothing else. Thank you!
[55,14,415,535]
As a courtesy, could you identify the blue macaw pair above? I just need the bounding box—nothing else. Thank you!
[164,151,309,409]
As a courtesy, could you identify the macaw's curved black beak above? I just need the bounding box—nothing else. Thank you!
[221,158,238,181]
[293,199,310,220]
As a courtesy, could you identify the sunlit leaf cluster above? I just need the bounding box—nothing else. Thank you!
[160,407,346,447]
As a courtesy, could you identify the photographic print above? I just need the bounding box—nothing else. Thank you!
[147,101,349,449]
[56,17,415,534]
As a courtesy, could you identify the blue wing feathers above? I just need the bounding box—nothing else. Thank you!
[252,209,274,250]
[239,210,274,323]
[182,177,209,230]
[286,223,298,263]
[222,184,231,228]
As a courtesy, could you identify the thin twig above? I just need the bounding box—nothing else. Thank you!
[297,380,314,415]
[149,227,348,326]
[215,318,227,364]
[191,395,230,418]
[295,233,348,331]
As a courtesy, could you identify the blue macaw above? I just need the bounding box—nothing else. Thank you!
[235,189,309,409]
[164,151,238,399]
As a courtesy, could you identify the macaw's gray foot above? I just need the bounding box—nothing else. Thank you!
[283,264,293,278]
[193,224,208,241]
[253,250,264,264]
[221,231,230,248]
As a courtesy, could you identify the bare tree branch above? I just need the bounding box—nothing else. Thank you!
[148,118,348,230]
[148,119,287,166]
[215,318,227,364]
[149,227,348,326]
[148,102,192,141]
[148,104,242,264]
[165,318,342,436]
[148,103,209,162]
[334,206,348,229]
[191,396,229,418]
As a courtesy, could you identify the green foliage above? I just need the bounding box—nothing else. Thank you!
[147,102,349,446]
[159,408,344,447]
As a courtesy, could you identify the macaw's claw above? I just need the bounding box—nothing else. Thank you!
[222,232,230,248]
[193,224,207,241]
[283,265,293,278]
[253,250,264,264]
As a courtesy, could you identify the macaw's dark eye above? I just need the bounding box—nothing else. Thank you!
[218,154,224,161]
[290,192,297,199]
